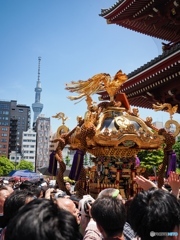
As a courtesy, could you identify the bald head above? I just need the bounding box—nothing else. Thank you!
[56,198,80,224]
[56,198,75,213]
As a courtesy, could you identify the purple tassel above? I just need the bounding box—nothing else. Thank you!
[48,151,57,176]
[135,156,140,167]
[69,150,84,181]
[166,151,177,177]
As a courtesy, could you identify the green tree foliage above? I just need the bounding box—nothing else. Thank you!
[65,155,70,166]
[16,160,34,171]
[172,136,180,171]
[173,136,180,161]
[0,156,14,176]
[138,149,164,175]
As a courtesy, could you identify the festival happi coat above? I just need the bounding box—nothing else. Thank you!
[50,70,178,198]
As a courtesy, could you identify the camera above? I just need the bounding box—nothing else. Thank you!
[78,195,94,216]
[84,199,93,215]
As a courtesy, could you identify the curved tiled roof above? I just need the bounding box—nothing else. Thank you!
[100,0,180,42]
[127,43,180,78]
[98,44,180,112]
[121,44,180,111]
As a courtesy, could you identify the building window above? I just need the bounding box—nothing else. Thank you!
[1,133,7,137]
[2,111,9,114]
[0,122,8,126]
[0,117,9,120]
[18,109,24,112]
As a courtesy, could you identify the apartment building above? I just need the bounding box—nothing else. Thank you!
[35,115,50,170]
[21,129,36,167]
[0,100,31,158]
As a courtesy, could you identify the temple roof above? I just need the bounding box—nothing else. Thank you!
[100,0,180,42]
[98,43,180,112]
[121,43,180,111]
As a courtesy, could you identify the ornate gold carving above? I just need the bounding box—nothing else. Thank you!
[152,102,178,119]
[114,116,131,129]
[56,125,69,138]
[165,119,180,137]
[52,112,69,125]
[65,70,128,101]
[124,113,157,137]
[68,101,164,156]
[129,107,139,117]
[87,146,139,158]
[65,73,175,155]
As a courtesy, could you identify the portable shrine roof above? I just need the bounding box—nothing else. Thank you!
[100,0,180,43]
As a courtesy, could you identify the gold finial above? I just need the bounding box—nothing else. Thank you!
[52,112,69,125]
[152,102,178,119]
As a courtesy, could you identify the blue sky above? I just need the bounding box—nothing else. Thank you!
[1,0,179,133]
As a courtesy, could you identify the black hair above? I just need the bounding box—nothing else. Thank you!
[3,189,35,226]
[129,188,180,240]
[19,180,34,190]
[5,198,82,240]
[91,196,126,237]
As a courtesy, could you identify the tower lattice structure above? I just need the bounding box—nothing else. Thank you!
[32,57,43,124]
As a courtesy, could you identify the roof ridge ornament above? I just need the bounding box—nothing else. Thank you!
[152,102,178,120]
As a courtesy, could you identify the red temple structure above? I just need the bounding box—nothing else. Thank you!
[100,0,180,111]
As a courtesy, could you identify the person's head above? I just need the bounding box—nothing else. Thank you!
[0,186,12,214]
[8,179,15,187]
[97,188,123,201]
[5,198,82,240]
[29,185,44,198]
[19,180,34,190]
[56,197,80,224]
[129,188,180,240]
[91,196,126,238]
[3,189,35,226]
[65,182,71,191]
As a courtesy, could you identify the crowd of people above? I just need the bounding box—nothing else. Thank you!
[0,171,179,240]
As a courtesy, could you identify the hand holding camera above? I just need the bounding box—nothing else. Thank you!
[78,194,94,217]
